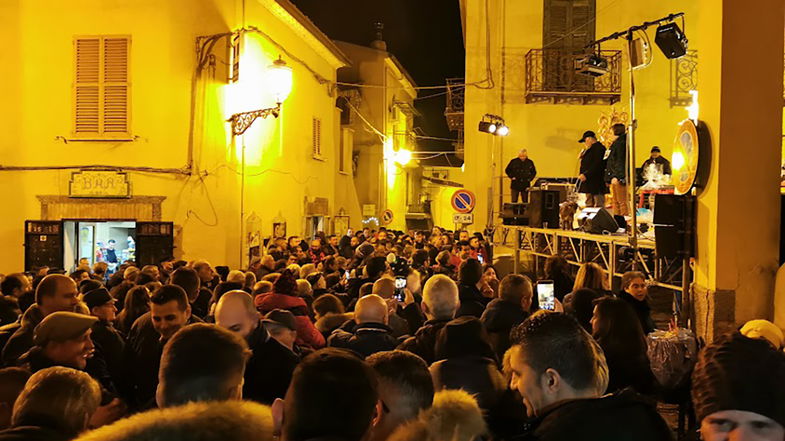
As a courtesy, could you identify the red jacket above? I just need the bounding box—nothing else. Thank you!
[255,292,325,349]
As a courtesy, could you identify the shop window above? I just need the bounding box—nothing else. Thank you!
[74,36,131,138]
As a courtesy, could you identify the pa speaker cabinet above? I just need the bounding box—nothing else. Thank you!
[527,189,560,228]
[653,194,695,258]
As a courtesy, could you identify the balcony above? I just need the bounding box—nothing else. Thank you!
[445,78,465,131]
[524,49,622,105]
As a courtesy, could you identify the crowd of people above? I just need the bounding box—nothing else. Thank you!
[0,226,783,441]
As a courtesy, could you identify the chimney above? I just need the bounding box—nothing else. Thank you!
[370,21,387,51]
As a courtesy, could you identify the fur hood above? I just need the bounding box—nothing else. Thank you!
[387,389,487,441]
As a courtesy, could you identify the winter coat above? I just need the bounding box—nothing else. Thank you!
[328,322,400,358]
[505,158,537,190]
[315,313,354,338]
[601,340,658,395]
[578,142,608,195]
[480,299,529,360]
[456,283,490,318]
[510,388,673,441]
[90,320,125,382]
[1,304,44,366]
[618,291,656,335]
[125,312,203,410]
[254,293,325,349]
[0,425,72,441]
[397,318,452,365]
[605,133,628,183]
[243,322,299,405]
[642,156,672,176]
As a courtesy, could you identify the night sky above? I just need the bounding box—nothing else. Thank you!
[292,0,465,153]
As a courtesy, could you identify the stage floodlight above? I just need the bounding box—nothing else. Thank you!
[654,22,688,59]
[495,125,509,136]
[478,120,497,134]
[575,53,609,77]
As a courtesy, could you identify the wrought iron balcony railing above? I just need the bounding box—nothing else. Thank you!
[524,49,622,104]
[445,78,465,131]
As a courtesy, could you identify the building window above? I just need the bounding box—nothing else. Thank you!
[670,50,697,107]
[542,0,595,91]
[74,36,131,138]
[312,117,322,158]
[339,128,346,173]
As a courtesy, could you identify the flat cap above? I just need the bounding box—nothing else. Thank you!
[33,311,97,346]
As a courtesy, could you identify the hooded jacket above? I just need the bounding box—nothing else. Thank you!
[255,292,325,349]
[1,304,44,366]
[511,388,673,441]
[480,299,529,360]
[397,318,452,365]
[243,321,299,404]
[328,322,399,358]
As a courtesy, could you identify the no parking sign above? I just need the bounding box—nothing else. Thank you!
[451,189,476,214]
[381,209,394,225]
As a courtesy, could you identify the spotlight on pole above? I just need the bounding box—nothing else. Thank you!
[478,114,509,136]
[575,53,609,77]
[478,121,497,134]
[654,22,688,59]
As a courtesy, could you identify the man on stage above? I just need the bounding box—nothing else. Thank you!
[605,123,629,220]
[505,148,537,203]
[577,131,607,207]
[641,146,671,176]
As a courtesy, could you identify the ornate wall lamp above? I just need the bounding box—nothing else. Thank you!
[228,57,293,136]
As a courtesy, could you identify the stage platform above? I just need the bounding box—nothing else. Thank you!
[492,225,691,319]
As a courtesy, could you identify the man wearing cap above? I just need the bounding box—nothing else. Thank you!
[692,332,785,441]
[83,288,125,382]
[577,130,608,208]
[505,148,537,203]
[1,274,80,366]
[262,309,310,358]
[17,311,96,373]
[641,146,672,176]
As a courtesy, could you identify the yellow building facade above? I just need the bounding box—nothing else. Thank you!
[0,0,364,271]
[334,40,419,232]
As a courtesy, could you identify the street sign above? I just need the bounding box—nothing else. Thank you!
[453,213,474,224]
[451,189,476,214]
[381,209,394,225]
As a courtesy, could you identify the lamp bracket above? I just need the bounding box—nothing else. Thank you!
[229,103,281,136]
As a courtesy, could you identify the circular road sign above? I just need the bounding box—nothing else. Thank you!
[381,209,394,225]
[451,189,476,214]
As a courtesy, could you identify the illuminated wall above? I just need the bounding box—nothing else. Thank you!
[0,0,362,270]
[462,0,700,229]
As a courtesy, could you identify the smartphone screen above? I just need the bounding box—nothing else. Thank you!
[477,254,484,264]
[394,277,407,302]
[537,280,555,311]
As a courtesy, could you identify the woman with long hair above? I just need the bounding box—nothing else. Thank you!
[591,296,657,395]
[562,262,608,323]
[543,255,573,302]
[116,285,151,335]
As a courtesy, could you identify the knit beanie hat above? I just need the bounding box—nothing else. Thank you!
[692,332,785,428]
[273,269,298,295]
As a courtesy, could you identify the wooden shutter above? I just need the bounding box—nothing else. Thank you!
[103,38,129,134]
[75,38,101,134]
[24,221,64,271]
[312,117,322,157]
[136,222,174,267]
[74,36,130,137]
[543,0,595,50]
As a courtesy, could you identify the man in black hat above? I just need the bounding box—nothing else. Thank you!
[83,288,125,384]
[692,332,785,441]
[641,146,672,176]
[263,309,310,358]
[505,148,537,203]
[577,130,608,208]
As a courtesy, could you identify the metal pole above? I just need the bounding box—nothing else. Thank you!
[626,31,639,256]
[240,136,246,269]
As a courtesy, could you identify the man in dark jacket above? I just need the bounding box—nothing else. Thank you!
[605,123,629,220]
[83,288,125,383]
[480,274,532,360]
[456,259,488,318]
[1,275,80,366]
[214,291,299,404]
[398,275,459,364]
[641,146,672,176]
[125,285,201,410]
[577,130,608,208]
[328,294,398,358]
[507,313,672,441]
[505,149,537,203]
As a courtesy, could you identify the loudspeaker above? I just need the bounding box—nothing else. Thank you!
[502,203,528,226]
[653,194,695,258]
[580,208,618,234]
[527,189,560,228]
